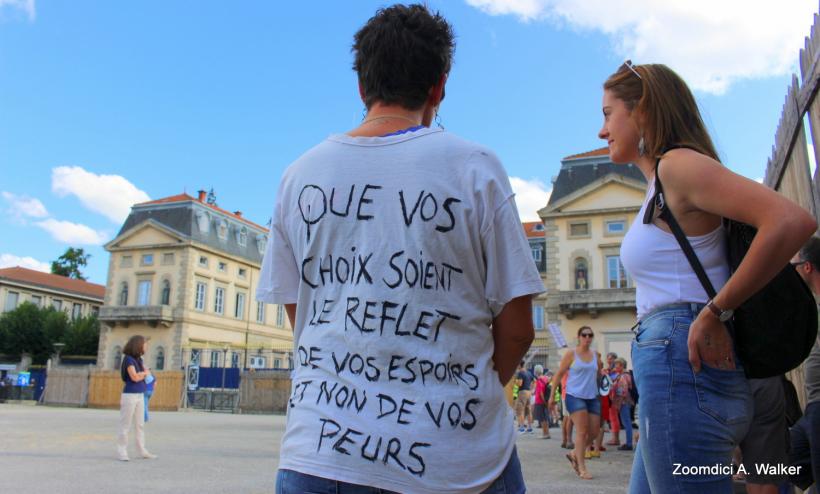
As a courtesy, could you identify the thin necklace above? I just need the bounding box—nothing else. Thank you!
[362,114,420,125]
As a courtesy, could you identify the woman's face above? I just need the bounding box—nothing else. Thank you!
[598,89,641,164]
[615,362,624,373]
[578,329,594,347]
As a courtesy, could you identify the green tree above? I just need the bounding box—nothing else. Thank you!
[0,302,53,363]
[63,315,100,356]
[51,247,91,280]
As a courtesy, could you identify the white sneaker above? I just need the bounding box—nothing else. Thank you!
[118,455,130,462]
[141,452,158,459]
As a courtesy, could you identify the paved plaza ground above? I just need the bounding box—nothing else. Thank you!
[2,403,632,493]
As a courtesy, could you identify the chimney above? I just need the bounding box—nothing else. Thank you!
[234,211,242,217]
[197,190,206,202]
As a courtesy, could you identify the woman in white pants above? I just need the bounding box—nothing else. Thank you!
[117,335,156,461]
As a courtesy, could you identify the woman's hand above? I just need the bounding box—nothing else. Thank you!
[687,309,735,372]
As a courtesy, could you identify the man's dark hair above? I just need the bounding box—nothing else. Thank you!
[353,4,455,110]
[799,236,820,270]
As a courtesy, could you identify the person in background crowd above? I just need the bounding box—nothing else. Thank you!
[550,326,602,480]
[559,364,575,450]
[610,358,634,451]
[606,352,621,446]
[789,236,820,490]
[117,335,157,461]
[601,60,816,493]
[533,364,551,439]
[515,361,535,433]
[258,5,544,493]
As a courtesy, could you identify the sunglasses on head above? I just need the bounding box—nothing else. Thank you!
[580,332,594,338]
[623,59,642,80]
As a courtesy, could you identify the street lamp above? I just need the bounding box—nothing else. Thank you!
[221,344,229,391]
[52,342,66,367]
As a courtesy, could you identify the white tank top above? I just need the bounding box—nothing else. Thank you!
[620,180,730,320]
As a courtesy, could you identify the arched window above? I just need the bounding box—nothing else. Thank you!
[161,280,171,305]
[237,226,248,247]
[119,282,129,306]
[113,346,122,370]
[155,347,165,371]
[574,259,588,290]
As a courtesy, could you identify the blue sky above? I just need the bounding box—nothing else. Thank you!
[1,0,817,284]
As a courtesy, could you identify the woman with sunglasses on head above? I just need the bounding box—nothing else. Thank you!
[549,326,602,480]
[599,61,816,493]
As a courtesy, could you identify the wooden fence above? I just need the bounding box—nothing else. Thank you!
[87,370,184,411]
[42,367,91,407]
[238,371,292,414]
[764,10,820,408]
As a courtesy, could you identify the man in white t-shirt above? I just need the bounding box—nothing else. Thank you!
[257,5,544,494]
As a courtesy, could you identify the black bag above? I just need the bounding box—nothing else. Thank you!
[645,152,817,378]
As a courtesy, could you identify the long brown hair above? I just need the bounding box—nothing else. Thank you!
[603,62,719,162]
[123,335,146,359]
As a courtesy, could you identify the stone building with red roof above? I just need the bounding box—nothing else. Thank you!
[0,266,105,319]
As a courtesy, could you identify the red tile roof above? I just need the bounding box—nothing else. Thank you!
[523,221,545,238]
[563,147,609,161]
[135,193,267,231]
[0,267,105,300]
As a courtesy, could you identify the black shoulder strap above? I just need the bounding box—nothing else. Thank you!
[644,152,718,300]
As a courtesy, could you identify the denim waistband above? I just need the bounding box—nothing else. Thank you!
[633,302,706,332]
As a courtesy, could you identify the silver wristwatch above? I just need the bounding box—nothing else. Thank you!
[706,299,734,322]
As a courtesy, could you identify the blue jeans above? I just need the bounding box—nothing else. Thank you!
[629,303,752,494]
[276,446,525,494]
[619,404,633,448]
[143,391,152,423]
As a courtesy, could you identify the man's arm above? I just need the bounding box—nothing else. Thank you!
[492,295,535,385]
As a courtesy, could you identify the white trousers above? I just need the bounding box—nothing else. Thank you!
[117,393,146,458]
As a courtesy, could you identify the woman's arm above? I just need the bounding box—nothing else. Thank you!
[126,364,146,382]
[660,149,817,371]
[548,351,573,408]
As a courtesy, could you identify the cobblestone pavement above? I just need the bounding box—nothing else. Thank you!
[1,404,632,493]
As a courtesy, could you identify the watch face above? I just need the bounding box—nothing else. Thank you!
[719,310,733,322]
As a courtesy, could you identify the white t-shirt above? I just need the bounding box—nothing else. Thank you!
[257,126,544,494]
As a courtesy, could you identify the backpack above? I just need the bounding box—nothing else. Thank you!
[646,150,818,378]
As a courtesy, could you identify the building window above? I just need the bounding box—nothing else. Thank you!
[91,306,99,317]
[531,248,542,262]
[231,352,240,368]
[196,210,210,233]
[237,226,248,247]
[190,349,201,366]
[273,358,282,369]
[574,259,589,290]
[141,254,154,266]
[235,292,246,319]
[217,261,227,272]
[161,280,171,305]
[210,351,220,368]
[113,346,122,370]
[30,295,42,307]
[249,356,266,369]
[198,256,208,268]
[195,282,206,311]
[214,287,225,314]
[52,299,63,311]
[120,255,133,268]
[534,224,544,231]
[256,301,265,323]
[155,347,165,371]
[119,282,129,306]
[217,219,228,241]
[162,253,175,265]
[256,234,268,256]
[238,268,247,279]
[569,221,590,238]
[606,220,626,235]
[607,255,629,288]
[4,291,19,312]
[71,303,82,320]
[276,304,285,327]
[137,280,152,306]
[532,305,545,330]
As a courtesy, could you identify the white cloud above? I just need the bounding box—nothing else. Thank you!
[51,166,150,224]
[465,0,817,94]
[1,191,48,221]
[35,219,108,245]
[510,176,552,221]
[0,0,35,20]
[0,253,50,272]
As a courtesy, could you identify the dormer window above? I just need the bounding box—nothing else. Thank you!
[534,224,544,231]
[217,219,228,241]
[237,226,248,247]
[256,234,268,256]
[195,210,210,233]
